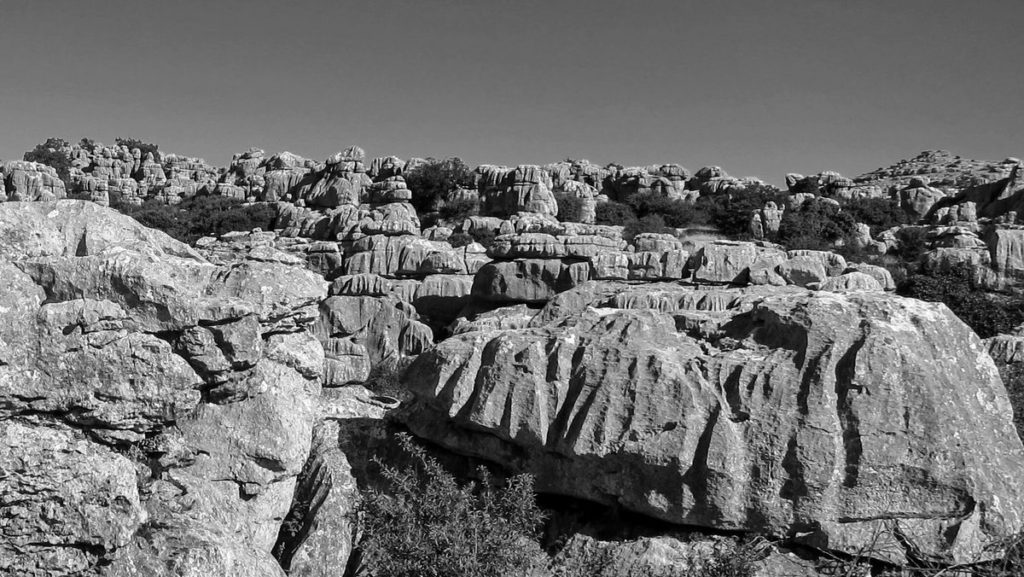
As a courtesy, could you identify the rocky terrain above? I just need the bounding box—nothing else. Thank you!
[4,141,1024,576]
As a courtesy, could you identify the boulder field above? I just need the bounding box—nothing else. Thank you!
[3,200,1024,574]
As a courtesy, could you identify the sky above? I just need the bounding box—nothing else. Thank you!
[0,0,1022,184]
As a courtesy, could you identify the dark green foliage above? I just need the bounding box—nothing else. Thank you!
[119,195,277,245]
[626,192,708,228]
[841,197,907,235]
[895,227,929,262]
[776,198,858,250]
[555,193,587,223]
[470,228,497,249]
[699,183,786,238]
[898,263,1024,338]
[448,232,475,248]
[404,157,475,214]
[23,137,73,187]
[115,137,161,161]
[78,138,99,153]
[594,201,637,226]
[438,198,480,224]
[623,214,670,241]
[356,434,547,577]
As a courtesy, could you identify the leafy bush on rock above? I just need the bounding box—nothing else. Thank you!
[23,137,73,187]
[405,157,475,214]
[595,201,637,226]
[356,434,547,577]
[840,197,907,235]
[898,263,1024,338]
[776,198,858,250]
[555,193,587,223]
[119,195,277,245]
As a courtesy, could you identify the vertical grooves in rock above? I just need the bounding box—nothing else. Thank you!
[272,449,333,571]
[835,328,868,489]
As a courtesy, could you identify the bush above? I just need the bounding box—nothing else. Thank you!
[898,263,1024,338]
[594,201,637,226]
[776,198,858,250]
[115,137,161,162]
[623,214,670,241]
[699,183,786,238]
[841,197,907,235]
[438,198,480,224]
[448,232,475,248]
[555,193,587,223]
[625,192,707,228]
[119,195,277,245]
[405,157,474,214]
[356,434,546,577]
[23,137,73,187]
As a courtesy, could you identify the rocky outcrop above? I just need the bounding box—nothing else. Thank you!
[481,165,559,217]
[1,160,67,201]
[400,281,1024,564]
[0,201,327,576]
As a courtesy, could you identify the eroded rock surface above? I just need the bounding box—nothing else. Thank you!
[400,281,1024,564]
[0,201,326,576]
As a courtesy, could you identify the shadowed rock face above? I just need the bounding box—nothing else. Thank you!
[0,201,327,576]
[399,281,1024,564]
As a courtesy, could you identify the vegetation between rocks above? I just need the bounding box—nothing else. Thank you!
[118,195,278,245]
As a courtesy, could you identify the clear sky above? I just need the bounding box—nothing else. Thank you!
[1,0,1021,184]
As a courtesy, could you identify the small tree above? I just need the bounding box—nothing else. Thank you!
[119,195,277,245]
[699,183,786,238]
[404,157,474,214]
[356,434,547,577]
[841,197,907,235]
[23,137,73,187]
[115,137,161,161]
[594,200,637,226]
[777,198,858,250]
[555,193,587,223]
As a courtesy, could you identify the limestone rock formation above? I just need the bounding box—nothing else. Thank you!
[0,200,327,576]
[401,281,1024,564]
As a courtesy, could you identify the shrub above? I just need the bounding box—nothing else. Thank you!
[841,197,907,235]
[594,201,637,226]
[405,157,474,214]
[23,137,73,187]
[898,263,1024,338]
[448,232,475,248]
[699,183,786,238]
[356,434,547,577]
[438,198,480,224]
[776,198,858,250]
[555,193,587,223]
[623,214,670,241]
[470,228,498,249]
[119,195,277,245]
[115,137,161,162]
[625,192,707,229]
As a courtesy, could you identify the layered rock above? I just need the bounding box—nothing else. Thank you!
[401,281,1024,564]
[0,200,327,576]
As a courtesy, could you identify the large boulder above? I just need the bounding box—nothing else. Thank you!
[0,201,328,575]
[400,281,1024,564]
